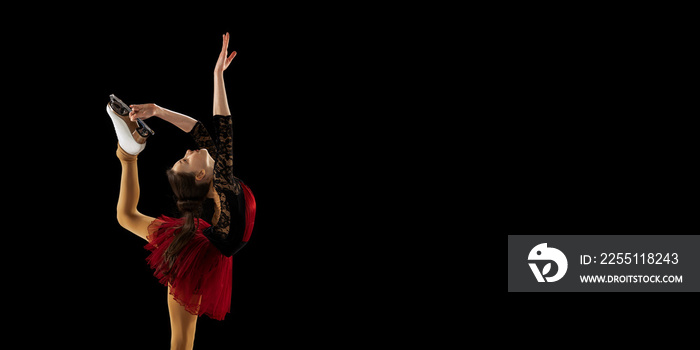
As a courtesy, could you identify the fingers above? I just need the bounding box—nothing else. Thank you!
[217,33,235,71]
[221,32,229,53]
[129,105,141,121]
[226,51,237,65]
[222,33,235,67]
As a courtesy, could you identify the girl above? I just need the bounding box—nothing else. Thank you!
[106,33,255,350]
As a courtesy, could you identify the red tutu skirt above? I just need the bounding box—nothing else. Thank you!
[145,215,232,320]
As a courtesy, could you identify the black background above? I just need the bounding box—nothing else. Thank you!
[7,4,700,348]
[11,7,397,348]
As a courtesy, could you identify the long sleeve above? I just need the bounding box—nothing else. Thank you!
[211,115,238,193]
[189,116,239,194]
[189,116,247,257]
[189,121,217,158]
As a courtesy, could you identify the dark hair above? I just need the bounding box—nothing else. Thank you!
[164,169,211,269]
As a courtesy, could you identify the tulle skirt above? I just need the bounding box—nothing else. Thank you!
[145,215,232,321]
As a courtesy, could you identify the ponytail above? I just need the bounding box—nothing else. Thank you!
[164,170,211,269]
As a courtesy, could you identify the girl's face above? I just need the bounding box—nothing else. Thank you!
[171,149,215,182]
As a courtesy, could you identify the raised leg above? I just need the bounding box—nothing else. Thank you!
[116,145,155,240]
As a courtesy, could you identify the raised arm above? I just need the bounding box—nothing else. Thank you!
[209,32,237,189]
[213,32,236,116]
[201,33,246,256]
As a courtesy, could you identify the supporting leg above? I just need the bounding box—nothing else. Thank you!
[168,287,199,350]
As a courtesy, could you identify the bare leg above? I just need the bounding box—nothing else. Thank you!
[168,287,199,350]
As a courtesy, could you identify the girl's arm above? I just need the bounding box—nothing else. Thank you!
[211,32,237,189]
[202,33,244,256]
[213,32,236,116]
[129,104,198,133]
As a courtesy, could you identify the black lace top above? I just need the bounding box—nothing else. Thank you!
[189,115,247,257]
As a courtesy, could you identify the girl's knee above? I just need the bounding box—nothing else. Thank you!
[171,333,195,350]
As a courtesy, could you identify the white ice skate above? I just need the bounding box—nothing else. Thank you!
[106,94,155,155]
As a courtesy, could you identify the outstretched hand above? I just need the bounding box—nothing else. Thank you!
[214,32,237,74]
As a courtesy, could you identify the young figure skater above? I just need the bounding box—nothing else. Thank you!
[106,33,255,350]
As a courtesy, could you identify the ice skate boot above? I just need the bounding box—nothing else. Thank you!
[106,94,155,155]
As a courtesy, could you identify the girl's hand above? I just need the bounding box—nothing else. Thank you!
[129,103,160,122]
[214,32,237,74]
